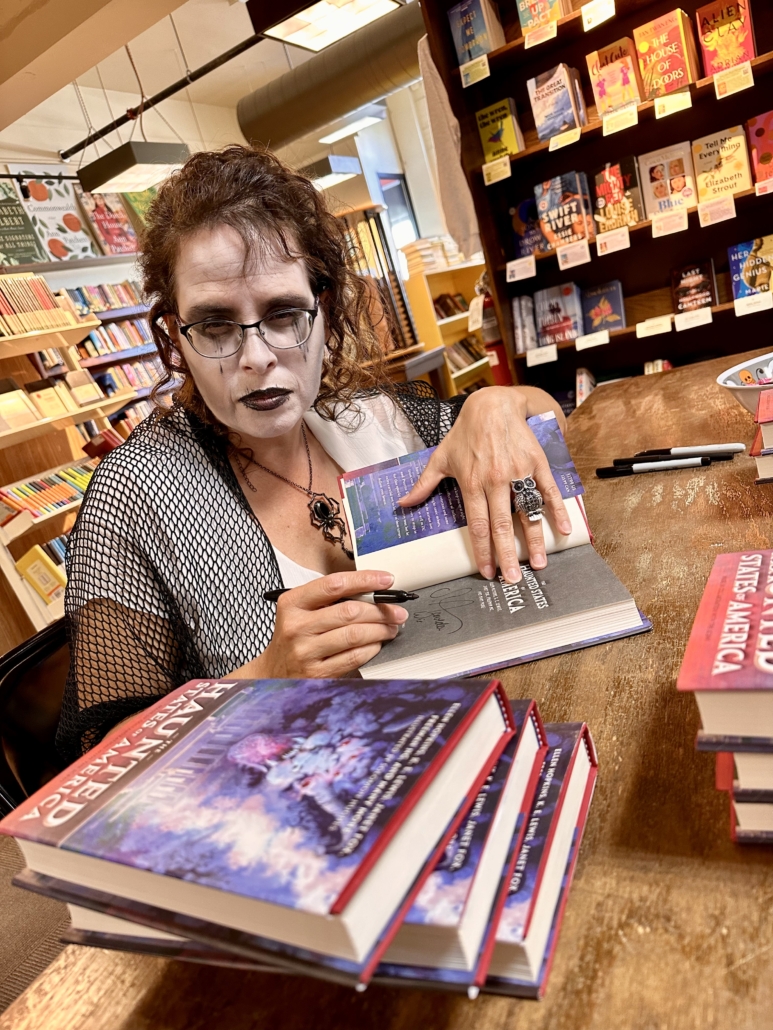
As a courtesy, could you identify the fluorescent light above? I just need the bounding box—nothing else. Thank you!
[77,141,190,194]
[265,0,400,52]
[319,115,383,144]
[300,154,362,191]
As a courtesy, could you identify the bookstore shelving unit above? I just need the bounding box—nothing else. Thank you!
[419,0,773,392]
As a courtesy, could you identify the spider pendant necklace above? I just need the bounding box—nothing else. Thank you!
[234,423,354,560]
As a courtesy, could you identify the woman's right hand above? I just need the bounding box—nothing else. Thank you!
[240,570,408,679]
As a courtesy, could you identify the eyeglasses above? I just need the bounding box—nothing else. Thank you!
[173,300,319,359]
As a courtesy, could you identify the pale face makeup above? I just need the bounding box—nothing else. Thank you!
[172,224,326,441]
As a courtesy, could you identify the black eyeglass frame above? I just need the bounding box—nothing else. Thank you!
[169,299,320,358]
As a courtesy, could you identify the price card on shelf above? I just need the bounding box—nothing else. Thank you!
[651,209,689,238]
[467,294,484,331]
[674,307,713,332]
[655,90,693,119]
[582,0,615,31]
[556,238,591,270]
[548,127,582,152]
[595,225,631,256]
[482,156,511,185]
[506,255,537,281]
[714,61,753,99]
[698,195,736,227]
[636,314,673,338]
[735,292,773,317]
[460,54,490,88]
[575,329,610,351]
[526,343,558,366]
[524,22,558,48]
[756,180,773,197]
[602,103,638,136]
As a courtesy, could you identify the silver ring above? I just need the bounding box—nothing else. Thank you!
[512,476,544,521]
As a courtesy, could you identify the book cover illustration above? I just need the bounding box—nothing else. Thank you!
[121,187,157,229]
[592,157,645,231]
[527,65,580,142]
[448,0,503,64]
[633,10,698,98]
[0,180,46,265]
[581,281,625,334]
[696,1,755,75]
[678,551,773,692]
[476,100,523,162]
[6,164,100,261]
[534,173,595,249]
[534,284,583,346]
[3,677,488,910]
[692,125,751,203]
[728,237,773,299]
[76,187,138,255]
[510,198,547,257]
[747,111,773,183]
[586,38,644,117]
[517,0,568,35]
[638,143,697,217]
[671,260,717,311]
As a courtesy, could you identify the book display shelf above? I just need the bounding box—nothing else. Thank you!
[419,0,773,394]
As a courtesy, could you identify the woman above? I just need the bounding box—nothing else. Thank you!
[58,145,570,760]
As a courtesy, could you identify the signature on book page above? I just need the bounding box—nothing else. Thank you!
[412,585,475,634]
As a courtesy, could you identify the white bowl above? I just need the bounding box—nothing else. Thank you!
[716,352,773,415]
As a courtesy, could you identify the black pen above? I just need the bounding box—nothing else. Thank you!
[596,457,711,478]
[613,452,734,466]
[263,588,419,604]
[634,443,745,456]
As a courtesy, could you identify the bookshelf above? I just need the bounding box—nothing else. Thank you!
[0,319,101,359]
[419,0,773,394]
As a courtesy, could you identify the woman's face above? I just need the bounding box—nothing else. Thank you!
[172,223,326,441]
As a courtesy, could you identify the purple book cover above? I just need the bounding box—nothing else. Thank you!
[341,415,582,557]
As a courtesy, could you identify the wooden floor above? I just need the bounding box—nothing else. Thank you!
[2,349,773,1030]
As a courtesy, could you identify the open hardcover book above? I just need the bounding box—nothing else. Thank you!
[339,413,650,679]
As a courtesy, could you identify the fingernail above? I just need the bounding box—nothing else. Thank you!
[377,572,395,587]
[531,554,547,569]
[504,566,521,583]
[560,520,572,534]
[393,607,409,623]
[482,565,495,580]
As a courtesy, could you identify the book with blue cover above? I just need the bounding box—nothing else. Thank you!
[527,65,582,142]
[535,174,595,250]
[448,0,505,65]
[511,197,547,257]
[581,281,626,334]
[728,237,773,300]
[2,675,514,987]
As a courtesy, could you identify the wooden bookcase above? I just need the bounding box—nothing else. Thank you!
[418,0,773,393]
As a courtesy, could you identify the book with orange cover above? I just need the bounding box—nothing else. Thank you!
[586,38,644,117]
[633,9,700,99]
[695,1,755,76]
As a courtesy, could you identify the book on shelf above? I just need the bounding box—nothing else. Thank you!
[512,295,538,354]
[643,359,672,374]
[120,187,157,232]
[692,125,752,203]
[24,378,70,419]
[638,141,697,217]
[74,187,138,256]
[6,164,100,261]
[0,459,96,519]
[586,38,645,117]
[0,273,77,335]
[0,377,41,431]
[1,675,516,988]
[750,425,773,482]
[747,111,773,183]
[581,281,626,334]
[64,369,105,406]
[516,0,573,36]
[728,236,773,299]
[671,260,718,312]
[510,198,547,257]
[485,723,597,997]
[534,173,595,250]
[447,0,505,66]
[476,100,525,162]
[633,10,701,100]
[695,1,755,76]
[61,281,144,316]
[592,157,645,232]
[575,368,596,406]
[0,180,46,265]
[527,65,586,143]
[15,543,66,605]
[534,284,584,346]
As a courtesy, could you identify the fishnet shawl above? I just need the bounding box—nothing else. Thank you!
[57,382,464,760]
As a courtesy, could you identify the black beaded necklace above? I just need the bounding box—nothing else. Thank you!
[233,423,354,560]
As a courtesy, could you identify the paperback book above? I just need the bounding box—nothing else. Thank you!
[633,10,700,99]
[534,173,595,249]
[6,164,100,261]
[592,157,645,231]
[534,283,584,346]
[476,100,525,162]
[510,198,547,257]
[120,187,157,230]
[0,180,45,265]
[512,295,538,354]
[517,0,572,35]
[747,111,773,184]
[586,37,644,117]
[638,142,697,217]
[695,1,755,75]
[448,0,505,65]
[1,676,514,987]
[581,281,625,334]
[527,65,584,142]
[728,237,773,299]
[671,260,717,312]
[691,125,751,203]
[75,187,138,255]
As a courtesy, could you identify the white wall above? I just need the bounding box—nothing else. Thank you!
[385,82,445,239]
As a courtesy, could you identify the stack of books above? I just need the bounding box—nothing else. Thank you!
[1,674,598,999]
[401,237,463,278]
[751,392,773,484]
[0,459,97,522]
[58,281,144,317]
[76,319,154,360]
[0,274,79,336]
[445,335,488,373]
[94,356,162,397]
[678,550,773,843]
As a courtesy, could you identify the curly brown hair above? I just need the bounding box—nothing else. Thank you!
[139,144,391,427]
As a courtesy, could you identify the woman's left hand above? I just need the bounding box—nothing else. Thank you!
[399,387,573,584]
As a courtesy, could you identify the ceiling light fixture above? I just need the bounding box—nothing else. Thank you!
[319,114,384,144]
[265,0,401,52]
[300,154,362,191]
[77,141,190,193]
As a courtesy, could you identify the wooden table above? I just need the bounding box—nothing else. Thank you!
[3,350,773,1030]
